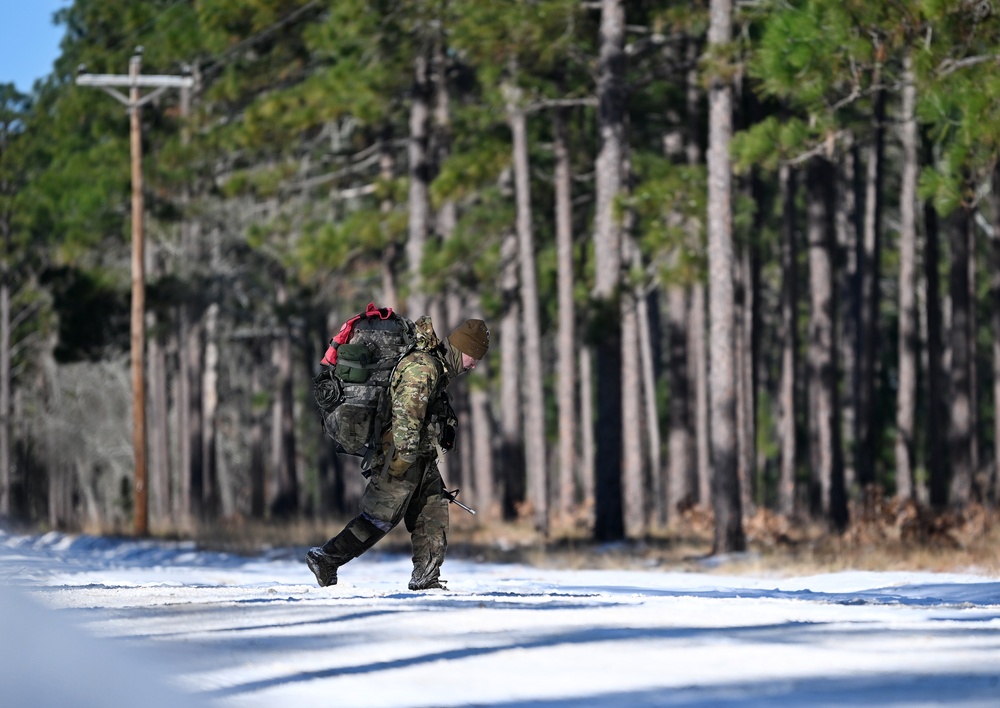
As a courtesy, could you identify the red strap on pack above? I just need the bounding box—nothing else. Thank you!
[320,303,393,365]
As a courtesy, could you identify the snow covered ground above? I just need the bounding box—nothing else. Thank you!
[2,530,1000,707]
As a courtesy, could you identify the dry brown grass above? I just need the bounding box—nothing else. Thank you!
[180,495,1000,578]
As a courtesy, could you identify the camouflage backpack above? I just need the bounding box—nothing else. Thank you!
[313,303,416,471]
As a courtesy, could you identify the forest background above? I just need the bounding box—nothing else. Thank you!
[2,0,1000,566]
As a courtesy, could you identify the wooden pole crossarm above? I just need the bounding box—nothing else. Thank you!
[76,74,195,89]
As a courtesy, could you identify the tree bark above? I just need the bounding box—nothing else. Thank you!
[0,208,9,519]
[991,166,1000,506]
[505,80,548,535]
[636,291,662,529]
[270,278,298,516]
[593,0,626,542]
[948,207,974,506]
[553,107,577,521]
[667,284,693,521]
[806,159,848,530]
[924,200,948,509]
[778,165,798,517]
[857,75,886,492]
[499,229,524,519]
[406,51,431,318]
[706,0,745,553]
[895,58,918,500]
[837,143,860,494]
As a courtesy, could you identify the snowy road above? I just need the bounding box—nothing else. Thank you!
[2,531,1000,707]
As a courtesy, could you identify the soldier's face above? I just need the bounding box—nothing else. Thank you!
[461,352,479,372]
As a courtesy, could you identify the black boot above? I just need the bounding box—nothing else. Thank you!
[306,515,387,588]
[306,548,339,587]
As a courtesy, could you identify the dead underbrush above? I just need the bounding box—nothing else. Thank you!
[184,493,1000,577]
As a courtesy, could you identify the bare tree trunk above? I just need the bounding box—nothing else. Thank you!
[895,58,918,500]
[0,213,10,518]
[499,229,523,519]
[379,126,399,310]
[778,165,798,517]
[146,246,171,529]
[948,207,974,506]
[621,285,644,539]
[203,298,222,515]
[406,52,431,318]
[553,107,577,522]
[691,283,711,506]
[505,80,548,535]
[185,302,204,523]
[735,239,757,516]
[593,0,626,542]
[270,278,298,516]
[706,0,745,553]
[580,346,596,514]
[686,35,711,511]
[924,199,948,509]
[807,159,848,530]
[857,75,886,492]
[667,284,693,521]
[991,166,1000,506]
[469,383,496,519]
[249,342,266,519]
[636,291,662,529]
[968,230,979,492]
[837,143,860,494]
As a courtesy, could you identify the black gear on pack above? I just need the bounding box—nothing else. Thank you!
[313,305,416,474]
[313,304,459,475]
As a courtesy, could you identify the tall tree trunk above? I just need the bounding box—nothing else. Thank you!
[406,51,431,318]
[621,284,644,538]
[469,382,496,519]
[499,229,524,519]
[667,283,693,521]
[636,291,662,528]
[593,0,626,542]
[806,159,848,530]
[249,341,266,519]
[895,58,918,500]
[146,246,171,529]
[685,38,711,512]
[0,219,9,519]
[270,278,298,516]
[691,283,711,506]
[735,232,758,516]
[991,166,1000,506]
[505,80,548,535]
[379,125,399,310]
[778,165,798,517]
[948,207,974,506]
[579,346,596,514]
[185,301,204,524]
[706,0,745,553]
[553,107,577,522]
[968,229,979,491]
[203,298,222,515]
[857,74,886,492]
[924,199,948,509]
[837,142,860,494]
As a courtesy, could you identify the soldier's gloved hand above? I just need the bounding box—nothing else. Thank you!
[387,452,415,478]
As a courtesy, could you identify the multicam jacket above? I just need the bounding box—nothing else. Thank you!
[388,316,461,460]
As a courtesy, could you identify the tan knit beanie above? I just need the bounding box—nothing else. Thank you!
[448,319,490,359]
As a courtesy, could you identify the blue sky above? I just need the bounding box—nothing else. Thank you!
[1,0,71,93]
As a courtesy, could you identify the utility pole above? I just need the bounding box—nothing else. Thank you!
[76,50,193,536]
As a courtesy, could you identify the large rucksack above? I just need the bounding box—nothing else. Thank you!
[313,303,416,471]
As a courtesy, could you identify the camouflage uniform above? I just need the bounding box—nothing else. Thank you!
[308,316,464,590]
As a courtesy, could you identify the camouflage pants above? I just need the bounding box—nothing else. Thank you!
[360,456,450,585]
